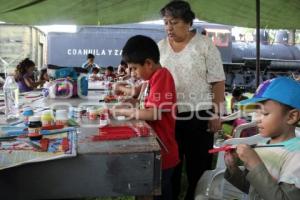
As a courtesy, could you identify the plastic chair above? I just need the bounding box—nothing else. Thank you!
[195,133,268,200]
[220,111,257,138]
[220,111,241,122]
[232,121,257,138]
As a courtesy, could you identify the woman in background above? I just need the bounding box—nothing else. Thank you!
[14,58,45,92]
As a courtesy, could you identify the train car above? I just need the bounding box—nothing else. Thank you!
[47,22,232,68]
[226,30,300,90]
[46,23,300,91]
[0,24,47,75]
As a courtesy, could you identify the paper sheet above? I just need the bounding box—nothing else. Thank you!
[0,130,77,170]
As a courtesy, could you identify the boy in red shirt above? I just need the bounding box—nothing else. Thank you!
[110,35,179,200]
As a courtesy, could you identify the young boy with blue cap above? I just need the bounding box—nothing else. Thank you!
[224,77,300,200]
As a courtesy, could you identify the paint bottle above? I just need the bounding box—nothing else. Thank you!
[99,113,108,127]
[28,116,42,140]
[68,106,82,119]
[22,107,34,125]
[88,107,98,121]
[41,110,54,127]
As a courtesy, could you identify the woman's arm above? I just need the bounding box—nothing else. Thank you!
[24,76,44,89]
[208,80,225,133]
[211,80,225,114]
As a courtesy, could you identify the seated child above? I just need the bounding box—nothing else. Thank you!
[14,58,45,92]
[113,68,142,96]
[103,66,116,81]
[231,87,248,113]
[110,35,179,200]
[224,77,300,200]
[81,53,99,73]
[89,67,101,81]
[39,68,49,83]
[116,60,128,77]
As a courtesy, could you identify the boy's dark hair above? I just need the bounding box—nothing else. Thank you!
[122,35,160,65]
[232,88,243,97]
[120,60,128,68]
[160,0,195,26]
[87,54,95,59]
[91,67,99,74]
[120,60,126,66]
[106,66,114,72]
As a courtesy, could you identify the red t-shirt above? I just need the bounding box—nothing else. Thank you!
[145,67,179,169]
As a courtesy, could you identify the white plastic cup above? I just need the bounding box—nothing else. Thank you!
[55,109,68,126]
[87,107,98,120]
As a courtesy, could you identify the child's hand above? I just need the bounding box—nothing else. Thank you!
[89,75,96,81]
[112,82,127,95]
[107,108,113,116]
[236,144,263,171]
[224,150,239,174]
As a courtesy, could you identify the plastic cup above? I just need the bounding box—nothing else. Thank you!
[55,109,68,126]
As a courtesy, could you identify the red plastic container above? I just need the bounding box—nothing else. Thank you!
[92,126,136,141]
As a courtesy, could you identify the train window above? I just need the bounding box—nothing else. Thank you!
[207,32,215,41]
[205,28,230,47]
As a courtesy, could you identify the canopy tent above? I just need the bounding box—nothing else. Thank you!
[0,0,299,29]
[1,0,299,88]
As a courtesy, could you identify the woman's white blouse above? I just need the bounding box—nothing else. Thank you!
[158,33,225,113]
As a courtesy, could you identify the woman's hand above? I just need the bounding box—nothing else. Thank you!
[208,117,222,133]
[236,144,262,171]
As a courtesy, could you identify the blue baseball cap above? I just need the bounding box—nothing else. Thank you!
[239,77,300,110]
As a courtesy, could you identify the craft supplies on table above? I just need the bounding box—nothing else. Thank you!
[41,110,55,126]
[22,107,34,125]
[92,124,150,141]
[0,128,77,170]
[28,116,42,140]
[55,109,68,126]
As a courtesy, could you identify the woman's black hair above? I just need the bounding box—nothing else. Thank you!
[160,0,195,25]
[14,58,35,81]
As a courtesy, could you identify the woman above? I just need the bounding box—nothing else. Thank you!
[14,58,45,92]
[158,1,226,200]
